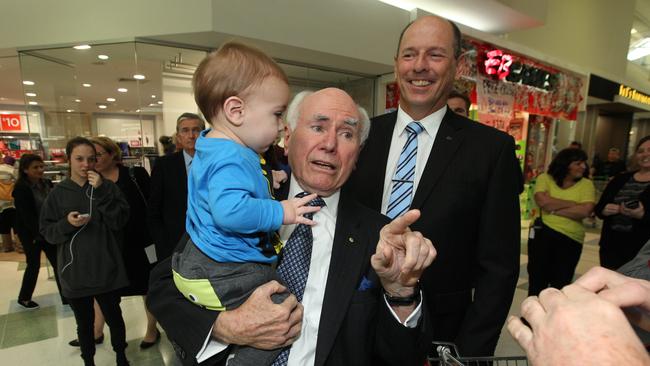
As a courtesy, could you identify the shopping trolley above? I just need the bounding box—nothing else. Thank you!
[428,342,528,366]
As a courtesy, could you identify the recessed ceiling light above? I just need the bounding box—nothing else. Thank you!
[0,97,6,101]
[133,74,146,80]
[31,113,38,117]
[135,109,141,113]
[117,88,128,93]
[157,101,163,105]
[98,105,107,109]
[25,92,36,97]
[73,44,92,50]
[631,28,638,34]
[97,54,109,60]
[66,109,74,113]
[151,95,156,98]
[82,83,91,87]
[28,101,38,105]
[148,103,157,107]
[74,99,81,103]
[22,80,35,86]
[106,97,116,102]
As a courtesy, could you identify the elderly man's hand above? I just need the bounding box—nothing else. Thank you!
[371,209,436,296]
[212,281,303,349]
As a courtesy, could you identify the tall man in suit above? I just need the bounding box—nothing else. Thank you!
[148,112,205,261]
[347,15,522,357]
[147,88,436,365]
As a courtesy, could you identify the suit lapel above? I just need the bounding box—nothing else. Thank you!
[411,110,466,209]
[314,200,369,366]
[177,151,188,196]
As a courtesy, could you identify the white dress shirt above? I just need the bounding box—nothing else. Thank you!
[198,178,422,364]
[380,105,447,215]
[183,149,193,173]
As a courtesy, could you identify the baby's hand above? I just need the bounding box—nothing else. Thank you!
[281,193,321,225]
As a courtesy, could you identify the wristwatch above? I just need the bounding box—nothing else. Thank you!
[383,283,421,306]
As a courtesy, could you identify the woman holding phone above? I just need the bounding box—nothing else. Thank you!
[40,137,131,366]
[596,135,650,270]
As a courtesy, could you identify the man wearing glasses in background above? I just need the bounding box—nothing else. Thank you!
[148,112,205,262]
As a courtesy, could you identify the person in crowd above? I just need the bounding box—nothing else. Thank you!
[592,147,627,179]
[147,88,436,366]
[148,113,204,262]
[568,141,582,150]
[171,42,318,365]
[0,155,17,252]
[527,148,595,296]
[508,266,650,365]
[447,89,470,117]
[40,137,130,366]
[158,135,176,156]
[13,154,63,309]
[90,136,160,347]
[346,15,522,357]
[595,135,650,270]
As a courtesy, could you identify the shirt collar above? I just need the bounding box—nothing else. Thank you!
[396,105,447,137]
[288,177,339,218]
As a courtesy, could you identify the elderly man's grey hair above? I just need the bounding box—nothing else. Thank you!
[285,90,371,145]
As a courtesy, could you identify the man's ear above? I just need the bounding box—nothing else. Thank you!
[222,96,245,126]
[283,124,291,156]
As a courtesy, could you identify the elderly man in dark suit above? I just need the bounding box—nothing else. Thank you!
[147,88,436,365]
[148,112,204,261]
[347,16,522,358]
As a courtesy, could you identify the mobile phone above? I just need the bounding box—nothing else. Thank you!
[624,200,640,209]
[77,213,90,218]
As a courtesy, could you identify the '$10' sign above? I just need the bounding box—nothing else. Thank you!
[484,50,513,80]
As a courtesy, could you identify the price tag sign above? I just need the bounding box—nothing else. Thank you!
[0,114,22,131]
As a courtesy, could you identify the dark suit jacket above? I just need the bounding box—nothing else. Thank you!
[346,110,522,357]
[148,151,188,261]
[147,194,432,366]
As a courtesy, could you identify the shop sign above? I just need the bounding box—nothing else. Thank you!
[482,49,556,91]
[619,85,650,106]
[484,50,513,80]
[0,114,22,131]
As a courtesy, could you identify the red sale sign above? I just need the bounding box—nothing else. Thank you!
[0,114,22,131]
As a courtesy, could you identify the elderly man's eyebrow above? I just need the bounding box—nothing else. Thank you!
[313,114,330,122]
[343,117,358,127]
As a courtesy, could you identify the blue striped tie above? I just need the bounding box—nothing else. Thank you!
[272,192,325,366]
[386,122,424,219]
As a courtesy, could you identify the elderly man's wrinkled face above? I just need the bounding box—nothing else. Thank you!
[285,88,361,197]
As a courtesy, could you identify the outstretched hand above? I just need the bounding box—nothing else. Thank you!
[371,209,436,295]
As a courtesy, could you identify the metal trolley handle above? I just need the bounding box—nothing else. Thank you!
[437,345,465,366]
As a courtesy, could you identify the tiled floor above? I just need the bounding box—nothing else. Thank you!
[0,222,604,365]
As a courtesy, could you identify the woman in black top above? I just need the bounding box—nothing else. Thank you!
[596,135,650,270]
[13,154,63,309]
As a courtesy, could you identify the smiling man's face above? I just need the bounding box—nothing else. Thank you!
[284,88,361,197]
[395,16,457,120]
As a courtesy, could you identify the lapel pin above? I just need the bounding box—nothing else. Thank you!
[446,136,453,141]
[347,237,355,244]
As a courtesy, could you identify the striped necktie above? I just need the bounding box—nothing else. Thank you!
[386,121,424,219]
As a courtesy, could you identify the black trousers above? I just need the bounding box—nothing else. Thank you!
[67,292,127,363]
[527,223,583,296]
[17,237,64,303]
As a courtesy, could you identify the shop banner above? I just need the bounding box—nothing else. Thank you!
[476,77,515,131]
[0,114,22,131]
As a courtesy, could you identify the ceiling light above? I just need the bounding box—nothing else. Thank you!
[66,109,74,113]
[133,74,146,80]
[73,44,92,50]
[157,101,163,105]
[31,113,38,117]
[106,97,116,102]
[98,105,107,109]
[22,80,35,86]
[25,92,36,97]
[117,88,128,93]
[74,99,81,102]
[376,0,416,11]
[135,109,141,113]
[631,28,638,34]
[82,83,91,87]
[148,103,157,107]
[151,95,156,98]
[628,38,650,60]
[0,97,6,101]
[28,101,38,105]
[97,54,109,60]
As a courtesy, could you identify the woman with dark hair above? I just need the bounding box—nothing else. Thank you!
[39,137,131,366]
[595,135,650,270]
[527,148,595,296]
[13,154,63,309]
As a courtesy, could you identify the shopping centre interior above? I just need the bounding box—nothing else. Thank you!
[1,0,650,364]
